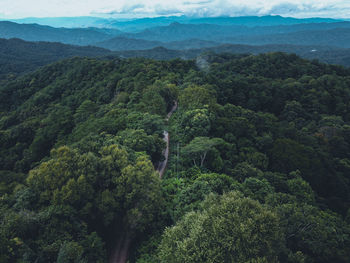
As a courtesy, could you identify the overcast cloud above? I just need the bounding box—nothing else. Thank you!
[0,0,349,18]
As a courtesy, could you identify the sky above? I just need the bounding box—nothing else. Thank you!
[0,0,349,19]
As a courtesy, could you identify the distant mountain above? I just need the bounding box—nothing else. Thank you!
[94,36,220,51]
[94,36,162,51]
[252,21,350,35]
[8,16,112,28]
[113,44,350,67]
[105,15,342,32]
[205,44,350,65]
[2,38,348,70]
[6,15,343,32]
[224,28,350,48]
[2,19,350,50]
[7,16,190,31]
[120,23,247,42]
[107,16,191,32]
[0,21,122,45]
[118,21,350,43]
[0,38,110,81]
[166,39,220,50]
[187,15,342,26]
[114,22,350,50]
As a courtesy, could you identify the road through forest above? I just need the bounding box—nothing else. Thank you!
[110,101,178,263]
[157,101,178,178]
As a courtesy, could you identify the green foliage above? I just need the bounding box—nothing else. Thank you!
[117,129,165,163]
[2,53,350,263]
[274,203,350,263]
[182,137,224,167]
[178,108,212,143]
[1,144,162,262]
[158,192,284,263]
[179,85,216,110]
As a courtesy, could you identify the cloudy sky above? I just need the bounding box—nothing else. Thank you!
[0,0,349,19]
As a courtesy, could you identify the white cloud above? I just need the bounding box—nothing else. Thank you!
[0,0,349,18]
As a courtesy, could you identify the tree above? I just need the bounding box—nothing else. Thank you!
[74,99,98,123]
[274,203,350,263]
[157,191,284,263]
[179,85,216,110]
[182,137,224,167]
[269,138,324,189]
[14,144,163,261]
[117,129,165,163]
[173,173,239,220]
[179,108,212,143]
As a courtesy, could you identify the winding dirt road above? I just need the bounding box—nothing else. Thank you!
[109,101,178,263]
[157,101,178,178]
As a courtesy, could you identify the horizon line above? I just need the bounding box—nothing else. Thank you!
[0,14,348,21]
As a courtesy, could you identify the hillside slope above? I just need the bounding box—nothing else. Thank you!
[113,44,350,67]
[95,36,220,51]
[0,54,349,263]
[118,21,350,44]
[0,38,111,81]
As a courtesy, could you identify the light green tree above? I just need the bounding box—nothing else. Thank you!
[158,191,284,263]
[182,137,224,167]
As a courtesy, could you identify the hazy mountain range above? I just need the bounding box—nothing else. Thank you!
[0,21,123,45]
[2,37,350,82]
[5,15,341,31]
[2,18,350,50]
[1,15,350,78]
[112,44,350,67]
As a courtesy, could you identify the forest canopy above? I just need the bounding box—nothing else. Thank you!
[0,52,350,262]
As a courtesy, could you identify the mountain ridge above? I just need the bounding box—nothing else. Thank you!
[0,38,111,81]
[6,15,343,31]
[0,21,122,45]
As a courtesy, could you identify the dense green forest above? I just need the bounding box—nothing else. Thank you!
[1,53,350,262]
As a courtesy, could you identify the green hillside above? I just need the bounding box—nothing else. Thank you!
[0,38,111,82]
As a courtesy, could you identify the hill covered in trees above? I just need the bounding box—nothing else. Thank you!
[112,44,350,67]
[94,36,220,51]
[4,37,350,87]
[0,38,111,82]
[0,53,350,262]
